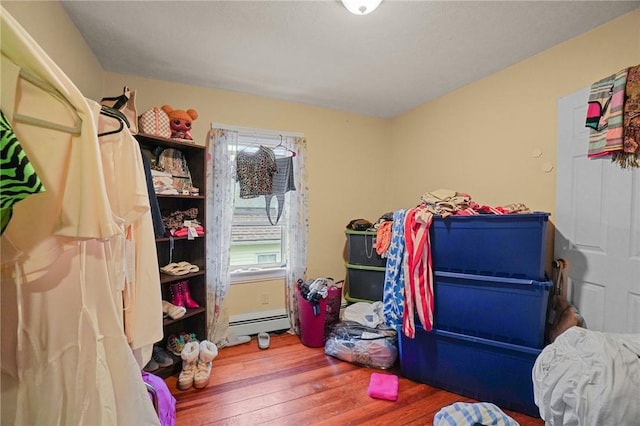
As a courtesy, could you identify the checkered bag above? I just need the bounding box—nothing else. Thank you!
[138,106,171,138]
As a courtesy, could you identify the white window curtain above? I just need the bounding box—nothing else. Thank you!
[205,127,308,344]
[205,128,237,345]
[281,135,308,336]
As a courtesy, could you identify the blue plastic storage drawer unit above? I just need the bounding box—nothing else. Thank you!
[344,263,385,303]
[430,212,549,280]
[345,230,387,268]
[400,327,542,417]
[434,271,552,348]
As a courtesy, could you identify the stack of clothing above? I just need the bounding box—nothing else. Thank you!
[151,169,179,195]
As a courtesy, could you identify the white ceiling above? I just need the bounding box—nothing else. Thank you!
[61,0,640,118]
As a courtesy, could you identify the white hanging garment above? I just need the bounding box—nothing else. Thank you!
[93,99,163,364]
[0,7,158,425]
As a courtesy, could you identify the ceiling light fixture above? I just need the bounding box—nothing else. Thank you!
[341,0,382,16]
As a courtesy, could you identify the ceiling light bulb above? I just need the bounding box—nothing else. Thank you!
[341,0,382,15]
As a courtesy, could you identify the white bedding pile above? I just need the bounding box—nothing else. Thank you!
[532,326,640,425]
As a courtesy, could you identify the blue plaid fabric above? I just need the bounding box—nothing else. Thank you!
[433,402,519,426]
[382,209,407,331]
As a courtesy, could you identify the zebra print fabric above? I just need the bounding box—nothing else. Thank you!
[0,110,45,234]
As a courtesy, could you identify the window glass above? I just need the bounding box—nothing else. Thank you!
[229,134,289,276]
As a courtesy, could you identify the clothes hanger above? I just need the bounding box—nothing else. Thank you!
[274,135,296,157]
[12,69,83,135]
[238,133,260,154]
[98,105,125,137]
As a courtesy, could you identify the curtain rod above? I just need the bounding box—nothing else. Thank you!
[210,122,304,138]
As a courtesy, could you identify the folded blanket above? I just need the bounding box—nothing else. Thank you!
[587,68,629,158]
[433,402,518,426]
[603,68,629,155]
[367,373,398,401]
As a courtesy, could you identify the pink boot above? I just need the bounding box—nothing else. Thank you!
[180,281,200,308]
[170,282,185,307]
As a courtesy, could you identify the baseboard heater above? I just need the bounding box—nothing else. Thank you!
[228,308,290,336]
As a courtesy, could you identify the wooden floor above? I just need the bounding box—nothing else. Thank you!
[165,332,544,426]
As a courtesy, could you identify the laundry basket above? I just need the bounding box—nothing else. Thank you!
[324,282,343,339]
[297,279,343,348]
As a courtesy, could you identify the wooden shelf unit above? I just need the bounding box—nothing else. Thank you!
[135,133,207,378]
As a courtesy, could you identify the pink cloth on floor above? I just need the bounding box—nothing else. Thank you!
[367,373,399,401]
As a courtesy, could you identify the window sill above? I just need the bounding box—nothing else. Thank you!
[230,267,286,284]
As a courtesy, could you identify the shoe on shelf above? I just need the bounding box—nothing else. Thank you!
[160,263,191,276]
[177,341,199,391]
[178,281,200,309]
[152,345,174,368]
[258,332,270,350]
[143,358,159,372]
[179,331,198,344]
[167,334,187,357]
[176,261,200,273]
[162,300,186,320]
[169,282,186,308]
[160,261,199,276]
[194,340,218,389]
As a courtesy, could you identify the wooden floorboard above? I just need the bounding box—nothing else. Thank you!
[164,332,545,426]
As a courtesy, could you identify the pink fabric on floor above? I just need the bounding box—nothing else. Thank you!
[367,373,399,401]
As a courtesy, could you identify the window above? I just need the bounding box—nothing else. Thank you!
[256,253,278,263]
[229,132,293,280]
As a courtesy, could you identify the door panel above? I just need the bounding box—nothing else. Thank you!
[556,88,640,333]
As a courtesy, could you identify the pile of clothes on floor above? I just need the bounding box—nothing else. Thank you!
[324,302,398,369]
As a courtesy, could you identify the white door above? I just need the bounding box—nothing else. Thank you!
[556,88,640,333]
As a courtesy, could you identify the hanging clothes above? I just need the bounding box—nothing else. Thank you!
[139,144,167,237]
[93,99,163,366]
[382,209,407,332]
[264,155,296,225]
[615,64,640,168]
[0,109,45,234]
[402,207,435,338]
[0,8,158,425]
[586,69,629,158]
[236,145,277,198]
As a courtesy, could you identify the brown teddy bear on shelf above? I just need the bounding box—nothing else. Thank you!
[161,105,198,140]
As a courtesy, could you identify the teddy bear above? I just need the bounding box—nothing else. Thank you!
[161,105,198,140]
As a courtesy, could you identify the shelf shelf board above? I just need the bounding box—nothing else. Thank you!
[163,307,206,327]
[156,235,205,243]
[156,194,204,200]
[159,270,205,284]
[135,133,205,151]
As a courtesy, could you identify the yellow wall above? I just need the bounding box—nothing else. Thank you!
[389,10,640,216]
[102,73,390,301]
[2,1,104,100]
